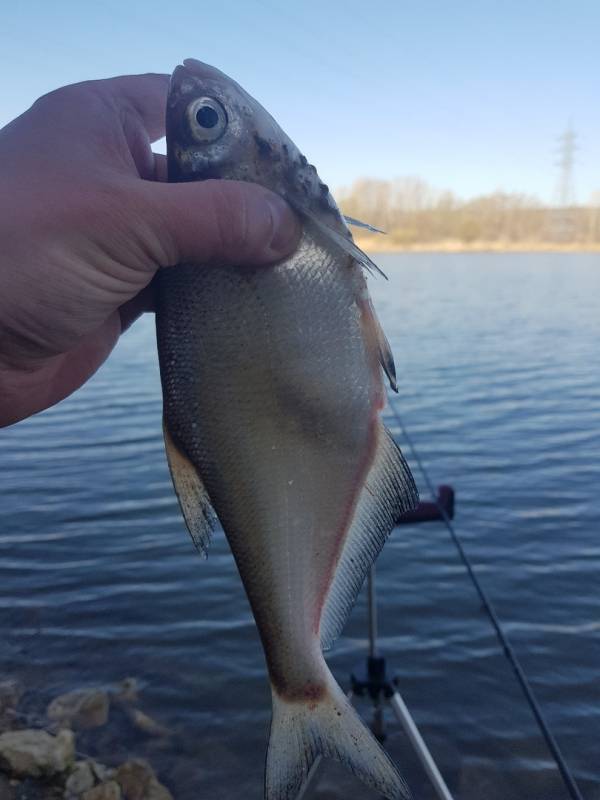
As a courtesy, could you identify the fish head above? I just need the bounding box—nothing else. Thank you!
[167,58,343,229]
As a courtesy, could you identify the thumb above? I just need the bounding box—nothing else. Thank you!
[138,178,301,267]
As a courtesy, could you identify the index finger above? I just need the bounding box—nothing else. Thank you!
[101,72,170,142]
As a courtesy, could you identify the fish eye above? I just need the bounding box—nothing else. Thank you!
[186,97,228,143]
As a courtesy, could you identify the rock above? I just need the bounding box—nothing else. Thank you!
[47,690,109,731]
[115,760,153,800]
[113,680,139,706]
[90,762,115,783]
[0,729,74,777]
[142,780,172,800]
[111,681,170,738]
[124,709,170,738]
[0,681,23,716]
[64,761,95,796]
[115,761,172,800]
[82,781,121,800]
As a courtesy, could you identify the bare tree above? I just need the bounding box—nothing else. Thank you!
[336,177,598,246]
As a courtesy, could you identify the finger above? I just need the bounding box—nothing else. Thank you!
[0,313,121,426]
[99,74,170,179]
[119,284,157,330]
[32,73,169,145]
[18,74,169,177]
[137,179,302,267]
[154,153,168,182]
[99,73,169,142]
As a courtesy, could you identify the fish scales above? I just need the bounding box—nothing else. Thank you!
[157,59,418,800]
[159,233,375,692]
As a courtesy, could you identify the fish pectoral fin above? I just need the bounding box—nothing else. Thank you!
[374,318,398,392]
[319,424,418,651]
[362,298,398,392]
[267,667,411,800]
[288,199,388,279]
[163,421,218,558]
[343,215,386,234]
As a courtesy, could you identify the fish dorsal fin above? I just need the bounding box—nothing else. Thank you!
[343,215,386,235]
[288,201,388,280]
[319,425,418,651]
[163,421,218,557]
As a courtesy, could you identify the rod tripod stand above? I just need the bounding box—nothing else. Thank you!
[296,567,453,800]
[349,566,454,800]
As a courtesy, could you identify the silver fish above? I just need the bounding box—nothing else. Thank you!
[156,59,418,800]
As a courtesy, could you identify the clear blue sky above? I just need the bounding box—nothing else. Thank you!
[2,0,599,202]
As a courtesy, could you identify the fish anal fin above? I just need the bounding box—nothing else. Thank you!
[319,424,418,651]
[163,421,218,558]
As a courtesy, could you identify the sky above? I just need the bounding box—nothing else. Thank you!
[2,0,599,203]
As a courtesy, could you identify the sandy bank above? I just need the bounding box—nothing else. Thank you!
[354,237,600,253]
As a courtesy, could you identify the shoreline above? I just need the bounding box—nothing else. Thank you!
[354,238,600,253]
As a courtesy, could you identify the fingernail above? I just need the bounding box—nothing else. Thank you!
[266,195,301,256]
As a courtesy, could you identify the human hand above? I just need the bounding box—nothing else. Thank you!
[0,73,300,427]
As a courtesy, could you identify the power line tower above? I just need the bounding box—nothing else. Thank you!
[556,124,577,207]
[550,124,577,241]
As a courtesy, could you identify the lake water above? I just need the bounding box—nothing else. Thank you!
[1,253,599,800]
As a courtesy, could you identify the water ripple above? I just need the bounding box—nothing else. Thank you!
[1,254,599,799]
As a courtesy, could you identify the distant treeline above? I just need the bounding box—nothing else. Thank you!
[337,178,600,245]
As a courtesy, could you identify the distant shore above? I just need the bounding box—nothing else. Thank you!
[354,237,600,253]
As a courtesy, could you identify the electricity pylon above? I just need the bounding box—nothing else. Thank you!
[550,124,577,241]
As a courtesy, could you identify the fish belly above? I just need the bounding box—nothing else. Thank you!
[157,229,380,695]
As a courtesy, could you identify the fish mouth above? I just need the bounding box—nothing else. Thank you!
[169,59,233,106]
[172,58,229,84]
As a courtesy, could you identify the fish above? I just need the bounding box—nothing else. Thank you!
[156,59,419,800]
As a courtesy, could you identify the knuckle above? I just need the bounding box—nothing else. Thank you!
[211,182,253,261]
[33,81,116,122]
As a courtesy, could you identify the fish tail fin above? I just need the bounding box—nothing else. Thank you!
[266,668,411,800]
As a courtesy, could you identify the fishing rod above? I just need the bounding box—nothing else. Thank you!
[386,400,585,800]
